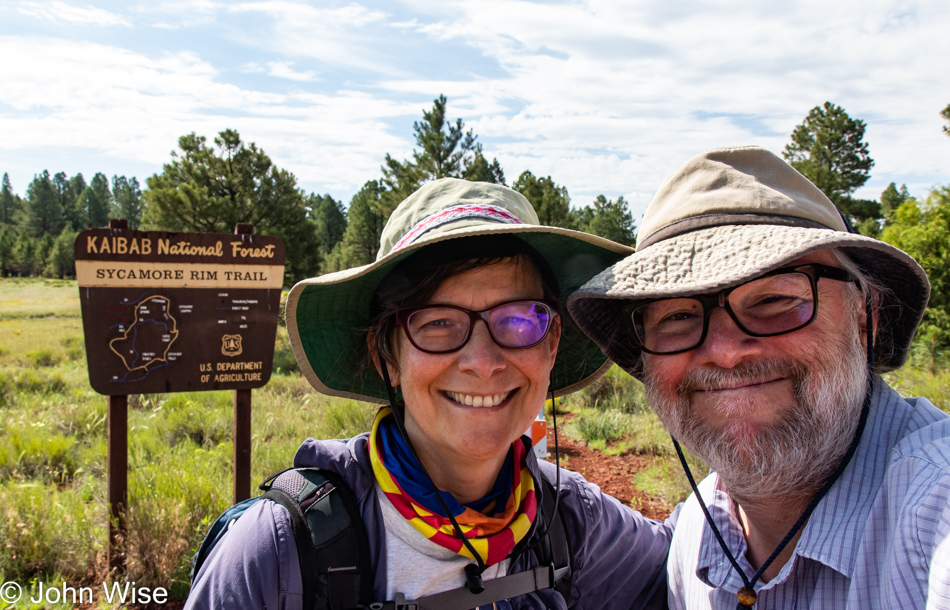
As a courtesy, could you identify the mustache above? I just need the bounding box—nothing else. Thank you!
[676,358,808,394]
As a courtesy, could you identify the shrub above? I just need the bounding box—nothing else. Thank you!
[0,423,78,482]
[13,369,67,394]
[272,328,299,375]
[573,409,633,444]
[26,349,62,367]
[572,366,649,414]
[0,372,12,407]
[59,337,85,362]
[0,482,101,579]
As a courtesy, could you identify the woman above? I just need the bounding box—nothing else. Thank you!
[187,178,673,609]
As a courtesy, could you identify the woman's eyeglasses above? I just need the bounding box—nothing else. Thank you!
[625,264,859,355]
[395,300,559,354]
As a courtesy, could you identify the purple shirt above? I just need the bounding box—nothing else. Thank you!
[186,432,676,609]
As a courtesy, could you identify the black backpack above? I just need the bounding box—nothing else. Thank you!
[192,467,572,610]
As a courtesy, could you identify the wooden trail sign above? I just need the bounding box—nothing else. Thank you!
[75,223,286,570]
[75,228,285,394]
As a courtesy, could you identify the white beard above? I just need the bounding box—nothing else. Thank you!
[643,308,869,504]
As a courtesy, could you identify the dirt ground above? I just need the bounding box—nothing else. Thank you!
[542,421,672,521]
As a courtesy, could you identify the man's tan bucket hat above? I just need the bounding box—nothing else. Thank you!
[287,177,634,403]
[567,145,930,379]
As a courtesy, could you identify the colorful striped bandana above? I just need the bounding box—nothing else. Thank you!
[368,407,537,565]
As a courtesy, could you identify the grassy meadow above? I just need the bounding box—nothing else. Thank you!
[1,278,948,606]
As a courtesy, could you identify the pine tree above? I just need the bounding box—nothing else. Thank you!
[143,129,320,284]
[13,232,36,276]
[35,232,55,276]
[83,172,113,228]
[783,102,876,227]
[46,229,78,278]
[512,171,575,229]
[60,173,88,231]
[942,104,950,138]
[112,175,143,229]
[380,95,505,216]
[27,170,65,237]
[578,195,637,246]
[881,182,911,218]
[463,148,506,185]
[326,181,386,272]
[53,172,81,230]
[0,227,16,276]
[1,173,22,228]
[308,194,347,272]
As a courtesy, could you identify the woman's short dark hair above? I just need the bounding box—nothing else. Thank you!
[368,235,560,373]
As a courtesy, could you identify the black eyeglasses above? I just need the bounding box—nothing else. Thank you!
[395,300,559,354]
[624,264,859,355]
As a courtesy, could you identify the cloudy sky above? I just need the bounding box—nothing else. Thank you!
[2,0,949,219]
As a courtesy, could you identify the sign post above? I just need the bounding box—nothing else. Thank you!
[232,223,254,503]
[75,224,285,569]
[107,394,128,570]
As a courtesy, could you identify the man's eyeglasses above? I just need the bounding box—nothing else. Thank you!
[395,300,559,354]
[625,264,859,355]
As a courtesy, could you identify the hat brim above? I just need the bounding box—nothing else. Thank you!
[568,224,931,378]
[288,223,634,403]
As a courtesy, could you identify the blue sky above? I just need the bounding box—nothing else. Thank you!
[2,0,949,220]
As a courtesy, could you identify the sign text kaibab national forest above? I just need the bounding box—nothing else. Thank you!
[75,229,286,395]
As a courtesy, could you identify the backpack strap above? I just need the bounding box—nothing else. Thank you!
[537,472,573,601]
[190,496,262,582]
[263,468,372,610]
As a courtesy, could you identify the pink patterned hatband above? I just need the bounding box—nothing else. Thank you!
[390,203,524,253]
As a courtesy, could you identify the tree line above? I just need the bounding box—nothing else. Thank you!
[0,95,637,284]
[3,96,950,360]
[0,171,141,278]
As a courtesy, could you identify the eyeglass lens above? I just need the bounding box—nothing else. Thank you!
[633,272,816,354]
[405,301,553,353]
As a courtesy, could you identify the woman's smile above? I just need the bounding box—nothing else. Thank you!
[444,389,515,408]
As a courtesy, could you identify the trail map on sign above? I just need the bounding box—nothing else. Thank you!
[109,295,180,381]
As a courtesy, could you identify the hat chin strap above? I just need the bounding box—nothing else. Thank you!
[377,349,489,592]
[670,292,876,610]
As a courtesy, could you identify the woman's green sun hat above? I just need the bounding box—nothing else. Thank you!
[286,177,635,404]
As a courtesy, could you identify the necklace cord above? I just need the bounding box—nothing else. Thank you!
[671,293,876,608]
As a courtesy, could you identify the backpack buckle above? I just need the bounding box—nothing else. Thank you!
[392,593,418,610]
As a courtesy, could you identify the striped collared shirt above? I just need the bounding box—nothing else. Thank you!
[667,376,950,609]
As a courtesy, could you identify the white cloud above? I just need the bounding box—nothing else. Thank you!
[0,36,417,196]
[17,1,132,26]
[2,0,949,211]
[266,61,318,82]
[387,0,950,210]
[226,2,397,73]
[132,0,222,29]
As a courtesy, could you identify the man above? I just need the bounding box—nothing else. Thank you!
[568,146,950,609]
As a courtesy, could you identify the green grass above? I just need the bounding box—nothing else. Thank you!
[0,278,378,604]
[885,367,950,414]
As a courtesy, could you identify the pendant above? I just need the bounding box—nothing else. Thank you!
[736,586,757,608]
